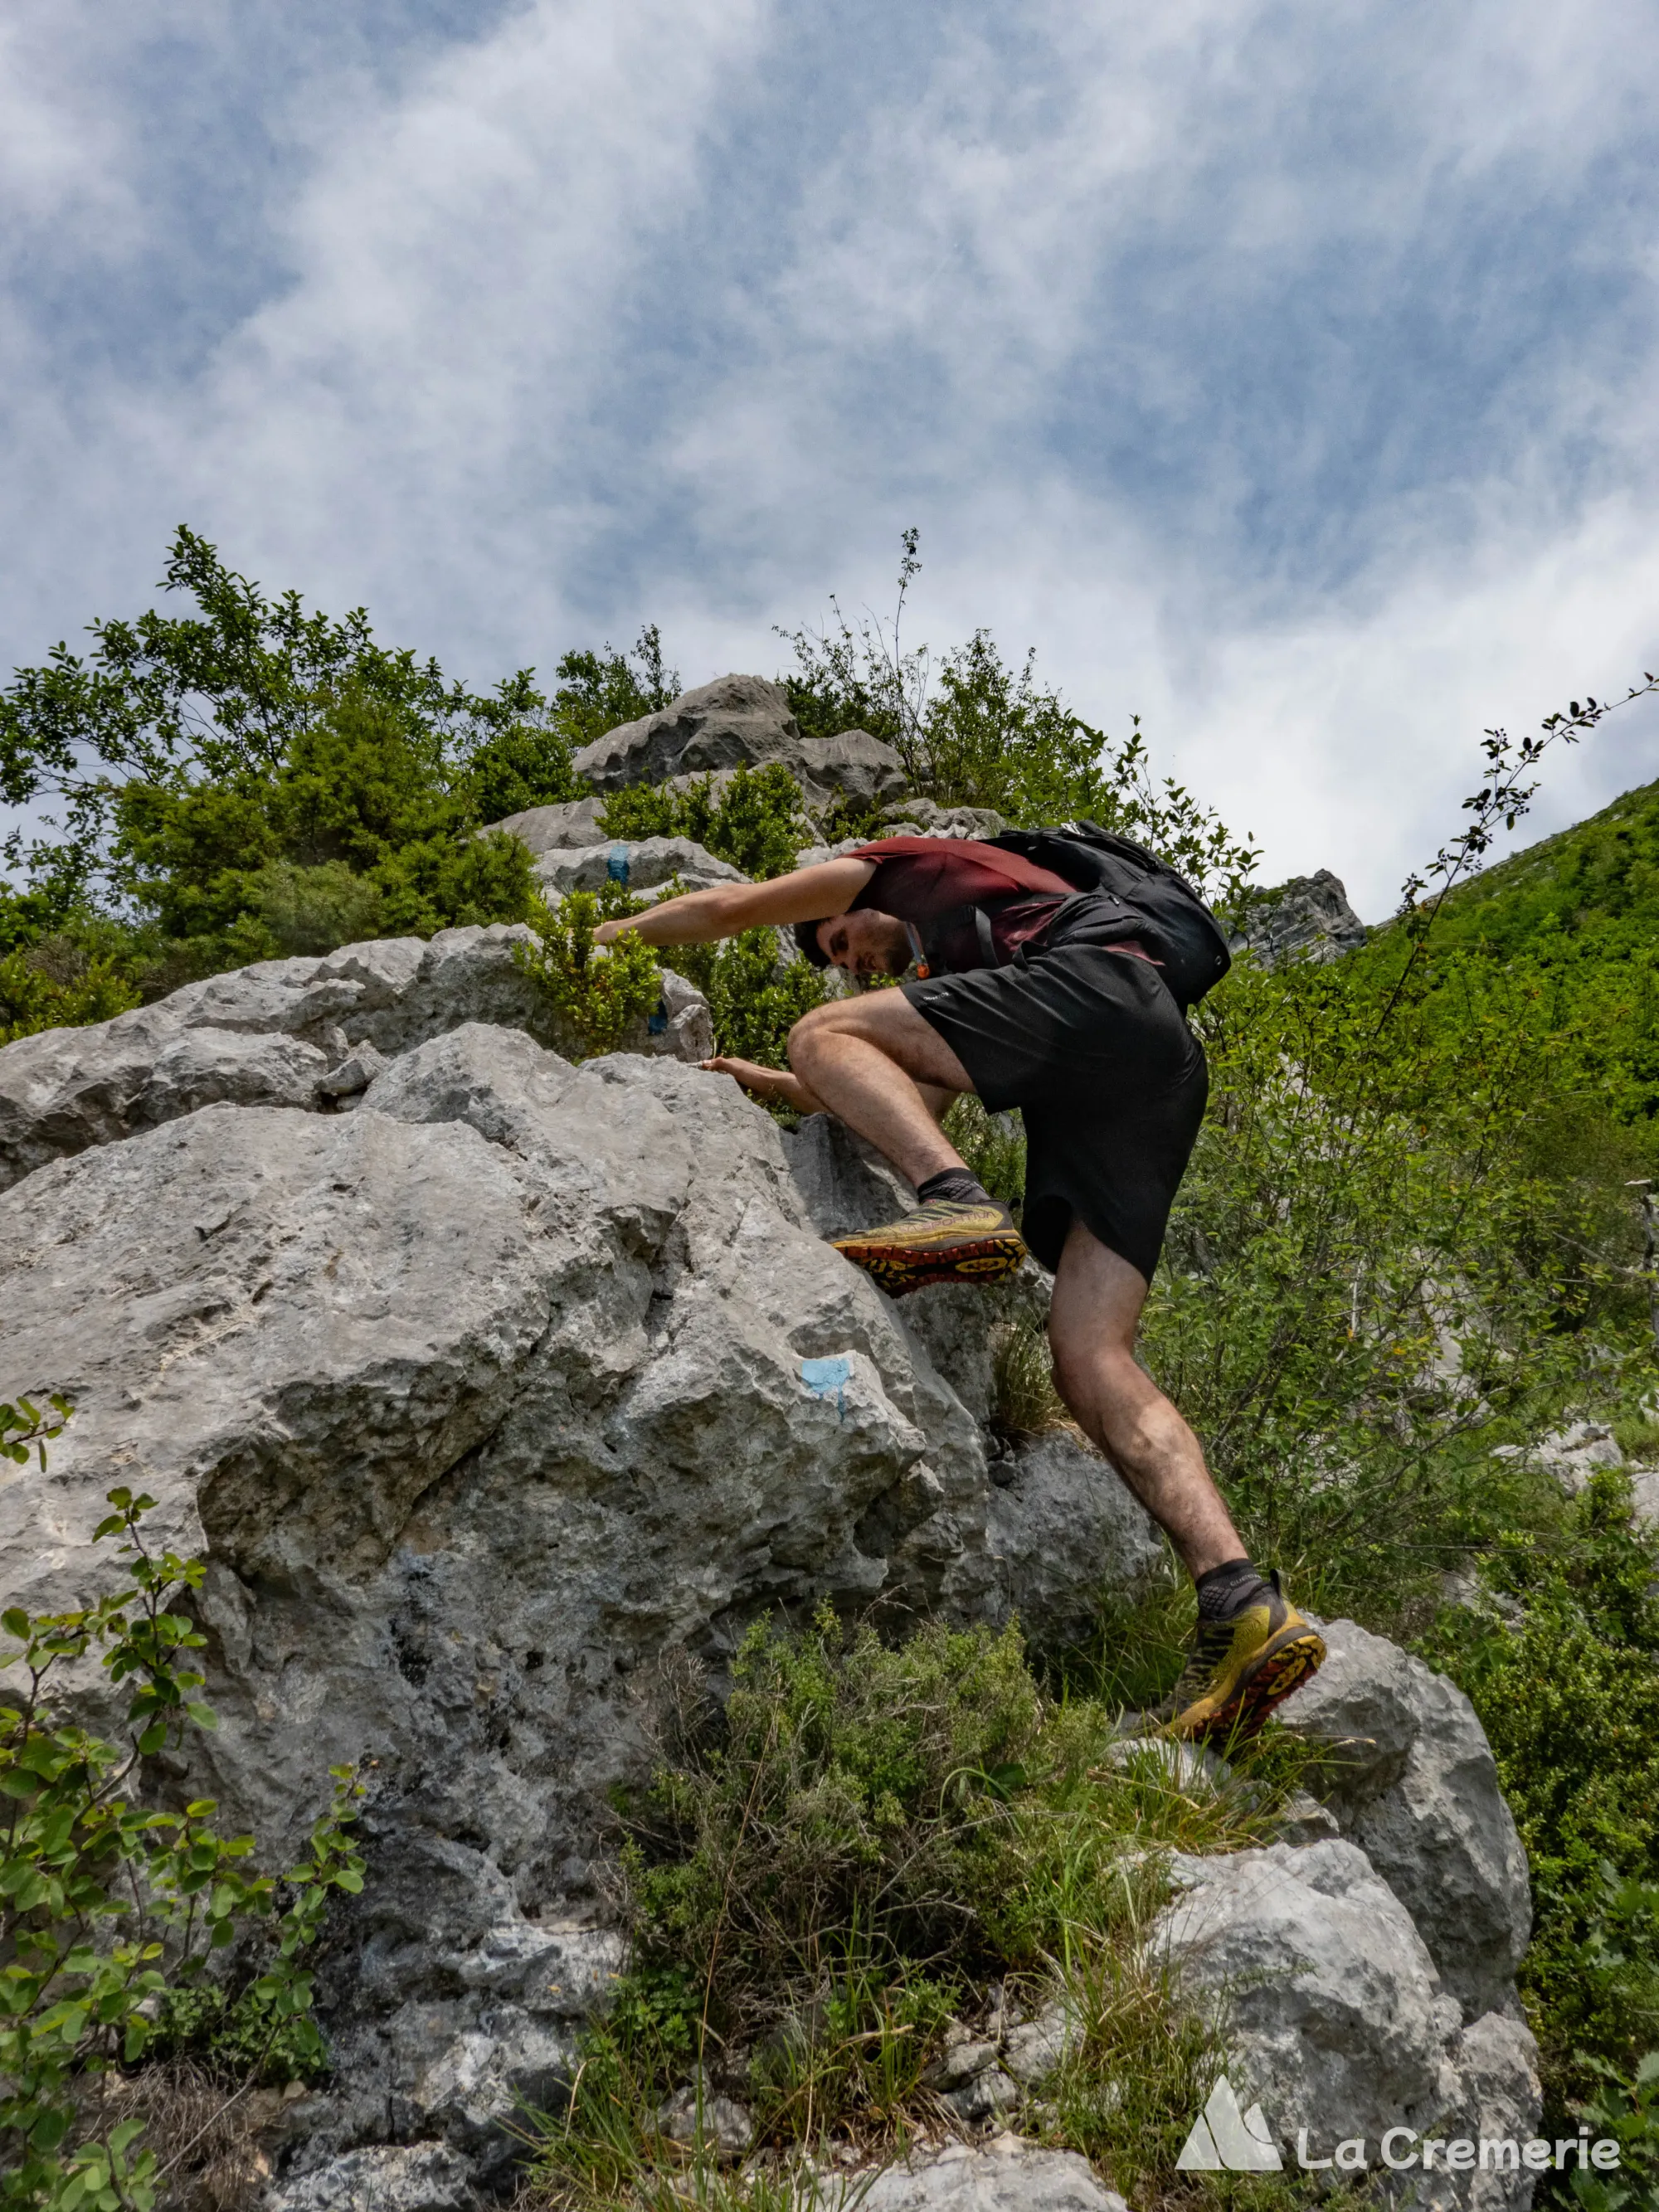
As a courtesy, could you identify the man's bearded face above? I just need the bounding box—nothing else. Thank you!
[815,910,912,980]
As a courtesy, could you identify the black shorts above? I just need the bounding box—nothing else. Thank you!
[902,895,1209,1281]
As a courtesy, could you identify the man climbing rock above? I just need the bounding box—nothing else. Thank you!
[595,830,1324,1738]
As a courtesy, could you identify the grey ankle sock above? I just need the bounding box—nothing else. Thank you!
[1195,1558,1270,1621]
[916,1168,993,1208]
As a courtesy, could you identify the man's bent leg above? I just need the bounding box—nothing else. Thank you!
[1048,1217,1325,1737]
[787,994,976,1187]
[1047,1219,1243,1578]
[789,995,1026,1296]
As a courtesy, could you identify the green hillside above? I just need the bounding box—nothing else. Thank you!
[1355,774,1659,1134]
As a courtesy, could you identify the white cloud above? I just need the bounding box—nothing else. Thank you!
[2,0,1657,916]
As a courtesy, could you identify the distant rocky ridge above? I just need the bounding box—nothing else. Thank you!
[1231,868,1369,966]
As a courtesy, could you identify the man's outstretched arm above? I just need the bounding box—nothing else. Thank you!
[593,855,875,948]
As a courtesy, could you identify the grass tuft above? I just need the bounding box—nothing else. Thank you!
[526,1607,1322,2212]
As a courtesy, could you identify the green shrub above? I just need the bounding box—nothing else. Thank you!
[1,1463,363,2212]
[599,763,810,882]
[514,888,664,1061]
[1420,1471,1659,2128]
[0,947,140,1048]
[533,1607,1312,2209]
[941,1096,1026,1213]
[705,933,827,1070]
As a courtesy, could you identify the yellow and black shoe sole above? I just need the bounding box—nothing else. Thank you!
[1166,1625,1327,1743]
[831,1228,1029,1298]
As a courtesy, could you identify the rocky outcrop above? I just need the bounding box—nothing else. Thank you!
[885,799,1010,840]
[483,794,609,853]
[531,834,746,900]
[849,2137,1127,2210]
[1232,870,1367,966]
[1272,1617,1530,2021]
[0,1018,1138,2171]
[986,1432,1162,1655]
[263,2142,474,2212]
[0,912,1540,2208]
[0,925,713,1192]
[571,673,908,811]
[1155,1840,1540,2209]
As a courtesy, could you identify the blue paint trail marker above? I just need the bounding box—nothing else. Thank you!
[607,845,631,884]
[800,1354,854,1420]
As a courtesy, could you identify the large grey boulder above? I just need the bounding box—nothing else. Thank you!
[0,925,713,1193]
[794,727,909,812]
[573,673,804,790]
[263,2142,474,2212]
[1155,1840,1540,2209]
[885,799,1009,839]
[781,1111,1154,1641]
[0,1024,1010,2158]
[1232,870,1366,967]
[533,834,745,899]
[1272,1617,1530,2020]
[570,674,908,811]
[484,794,608,853]
[986,1432,1163,1655]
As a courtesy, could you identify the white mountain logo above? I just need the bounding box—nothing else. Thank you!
[1176,2076,1285,2171]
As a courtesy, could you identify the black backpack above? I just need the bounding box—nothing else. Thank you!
[986,822,1233,1009]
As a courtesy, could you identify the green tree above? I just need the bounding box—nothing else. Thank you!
[2,1458,365,2212]
[0,529,581,991]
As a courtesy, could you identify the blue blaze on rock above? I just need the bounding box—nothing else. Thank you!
[608,845,631,884]
[800,1353,854,1420]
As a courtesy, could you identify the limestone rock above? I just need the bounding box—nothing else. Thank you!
[1233,871,1366,967]
[263,2142,474,2212]
[985,1432,1163,1655]
[793,727,908,811]
[941,2069,1021,2123]
[0,1025,1008,2151]
[1272,1618,1530,2019]
[1155,1839,1540,2205]
[1495,1420,1624,1497]
[885,800,1010,839]
[533,835,746,899]
[485,795,608,853]
[0,925,713,1191]
[573,673,802,790]
[1100,1737,1228,1793]
[569,675,911,812]
[851,2137,1125,2211]
[1000,2000,1081,2089]
[657,2078,754,2155]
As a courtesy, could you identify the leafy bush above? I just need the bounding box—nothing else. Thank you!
[1420,1471,1659,2143]
[533,1607,1311,2208]
[514,888,664,1061]
[1,1480,363,2212]
[600,764,810,882]
[0,946,139,1049]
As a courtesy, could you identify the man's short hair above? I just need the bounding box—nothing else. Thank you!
[793,918,831,969]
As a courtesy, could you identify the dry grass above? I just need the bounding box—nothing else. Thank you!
[989,1320,1073,1441]
[98,2063,306,2212]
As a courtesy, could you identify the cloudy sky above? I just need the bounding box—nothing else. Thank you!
[3,0,1657,913]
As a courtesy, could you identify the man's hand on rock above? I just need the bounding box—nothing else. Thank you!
[700,1057,820,1114]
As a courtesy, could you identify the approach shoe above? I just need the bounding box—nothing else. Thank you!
[1154,1571,1326,1743]
[830,1197,1028,1297]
